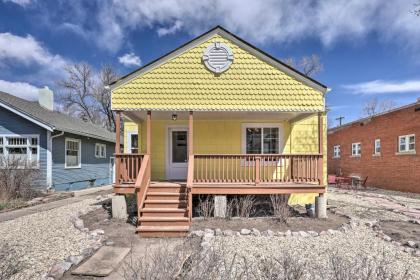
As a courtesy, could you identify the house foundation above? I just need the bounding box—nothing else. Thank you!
[315,194,327,219]
[112,195,128,220]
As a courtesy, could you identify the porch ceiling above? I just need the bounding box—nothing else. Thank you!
[123,110,313,122]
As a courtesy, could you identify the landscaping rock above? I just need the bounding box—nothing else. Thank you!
[81,248,94,258]
[191,230,204,237]
[275,231,285,237]
[48,261,72,278]
[204,228,214,236]
[266,230,274,237]
[74,219,84,230]
[215,228,222,236]
[327,229,339,235]
[292,231,299,237]
[405,241,417,248]
[285,230,291,237]
[240,229,251,235]
[308,231,319,237]
[251,228,261,236]
[382,235,392,242]
[68,255,84,266]
[105,241,115,246]
[92,229,105,235]
[81,228,89,233]
[299,231,310,237]
[319,231,327,236]
[223,230,234,236]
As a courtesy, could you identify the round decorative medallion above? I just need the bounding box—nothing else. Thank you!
[202,42,234,74]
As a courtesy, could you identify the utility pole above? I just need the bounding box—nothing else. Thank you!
[336,116,344,126]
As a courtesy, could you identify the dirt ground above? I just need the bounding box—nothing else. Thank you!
[191,211,348,232]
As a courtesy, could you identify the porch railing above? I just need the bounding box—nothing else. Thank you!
[192,154,323,185]
[115,153,145,185]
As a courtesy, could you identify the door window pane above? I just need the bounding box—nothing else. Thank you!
[130,134,138,154]
[172,131,187,163]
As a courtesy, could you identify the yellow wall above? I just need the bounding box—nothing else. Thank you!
[123,116,327,205]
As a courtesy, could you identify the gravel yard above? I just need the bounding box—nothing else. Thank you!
[0,197,106,279]
[207,225,420,279]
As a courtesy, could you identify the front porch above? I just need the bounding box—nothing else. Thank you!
[112,110,326,237]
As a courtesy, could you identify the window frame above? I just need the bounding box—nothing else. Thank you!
[374,139,381,155]
[65,138,82,169]
[0,134,40,168]
[351,142,361,157]
[398,134,415,153]
[95,143,107,158]
[333,145,341,158]
[241,123,284,155]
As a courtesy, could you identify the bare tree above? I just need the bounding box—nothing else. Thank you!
[58,63,120,131]
[283,54,323,77]
[94,65,119,131]
[362,97,379,117]
[413,2,420,15]
[57,63,99,123]
[362,98,396,117]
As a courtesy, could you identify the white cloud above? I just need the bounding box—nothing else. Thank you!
[2,0,34,7]
[0,80,40,100]
[86,0,420,52]
[157,20,183,37]
[0,32,69,83]
[118,52,142,67]
[343,79,420,95]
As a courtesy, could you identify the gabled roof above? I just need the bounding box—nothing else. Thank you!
[0,91,116,143]
[110,26,328,93]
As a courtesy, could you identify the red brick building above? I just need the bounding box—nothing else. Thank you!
[328,99,420,193]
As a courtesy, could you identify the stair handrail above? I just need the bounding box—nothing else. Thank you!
[135,154,151,211]
[186,154,194,222]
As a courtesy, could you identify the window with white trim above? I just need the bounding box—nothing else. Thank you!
[244,126,280,154]
[398,134,415,153]
[351,142,361,156]
[333,145,341,158]
[0,135,39,167]
[65,138,81,168]
[95,143,106,158]
[374,139,381,155]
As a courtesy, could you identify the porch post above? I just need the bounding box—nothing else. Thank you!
[188,111,193,156]
[115,111,121,154]
[318,112,324,185]
[115,111,121,185]
[146,111,151,155]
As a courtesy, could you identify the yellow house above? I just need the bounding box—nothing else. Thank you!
[110,26,329,237]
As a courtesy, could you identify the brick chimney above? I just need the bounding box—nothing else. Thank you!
[38,86,54,111]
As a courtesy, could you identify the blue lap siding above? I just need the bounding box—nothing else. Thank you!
[0,107,48,188]
[52,132,114,191]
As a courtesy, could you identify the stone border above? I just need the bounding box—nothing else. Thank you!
[190,219,420,258]
[44,194,113,279]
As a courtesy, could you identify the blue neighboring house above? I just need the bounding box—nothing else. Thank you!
[0,88,117,191]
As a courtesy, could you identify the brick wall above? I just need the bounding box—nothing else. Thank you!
[328,103,420,193]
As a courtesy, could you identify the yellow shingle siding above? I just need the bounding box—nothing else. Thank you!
[112,35,324,112]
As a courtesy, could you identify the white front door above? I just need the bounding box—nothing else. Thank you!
[167,127,188,180]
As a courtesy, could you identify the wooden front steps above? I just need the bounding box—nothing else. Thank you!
[137,182,190,237]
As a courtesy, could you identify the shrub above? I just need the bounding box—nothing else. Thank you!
[0,156,40,203]
[235,195,256,218]
[196,195,214,219]
[270,194,291,223]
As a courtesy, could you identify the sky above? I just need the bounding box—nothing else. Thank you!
[1,0,420,127]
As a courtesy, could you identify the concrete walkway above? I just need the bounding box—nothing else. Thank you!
[0,185,112,223]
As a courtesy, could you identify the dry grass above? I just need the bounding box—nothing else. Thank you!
[0,243,25,280]
[121,239,416,280]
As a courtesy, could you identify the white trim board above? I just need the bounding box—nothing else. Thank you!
[0,101,54,132]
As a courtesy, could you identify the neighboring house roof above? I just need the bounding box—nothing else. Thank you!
[0,91,116,143]
[111,25,329,113]
[328,100,420,134]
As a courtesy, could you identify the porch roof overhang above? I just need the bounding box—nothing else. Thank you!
[122,110,318,123]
